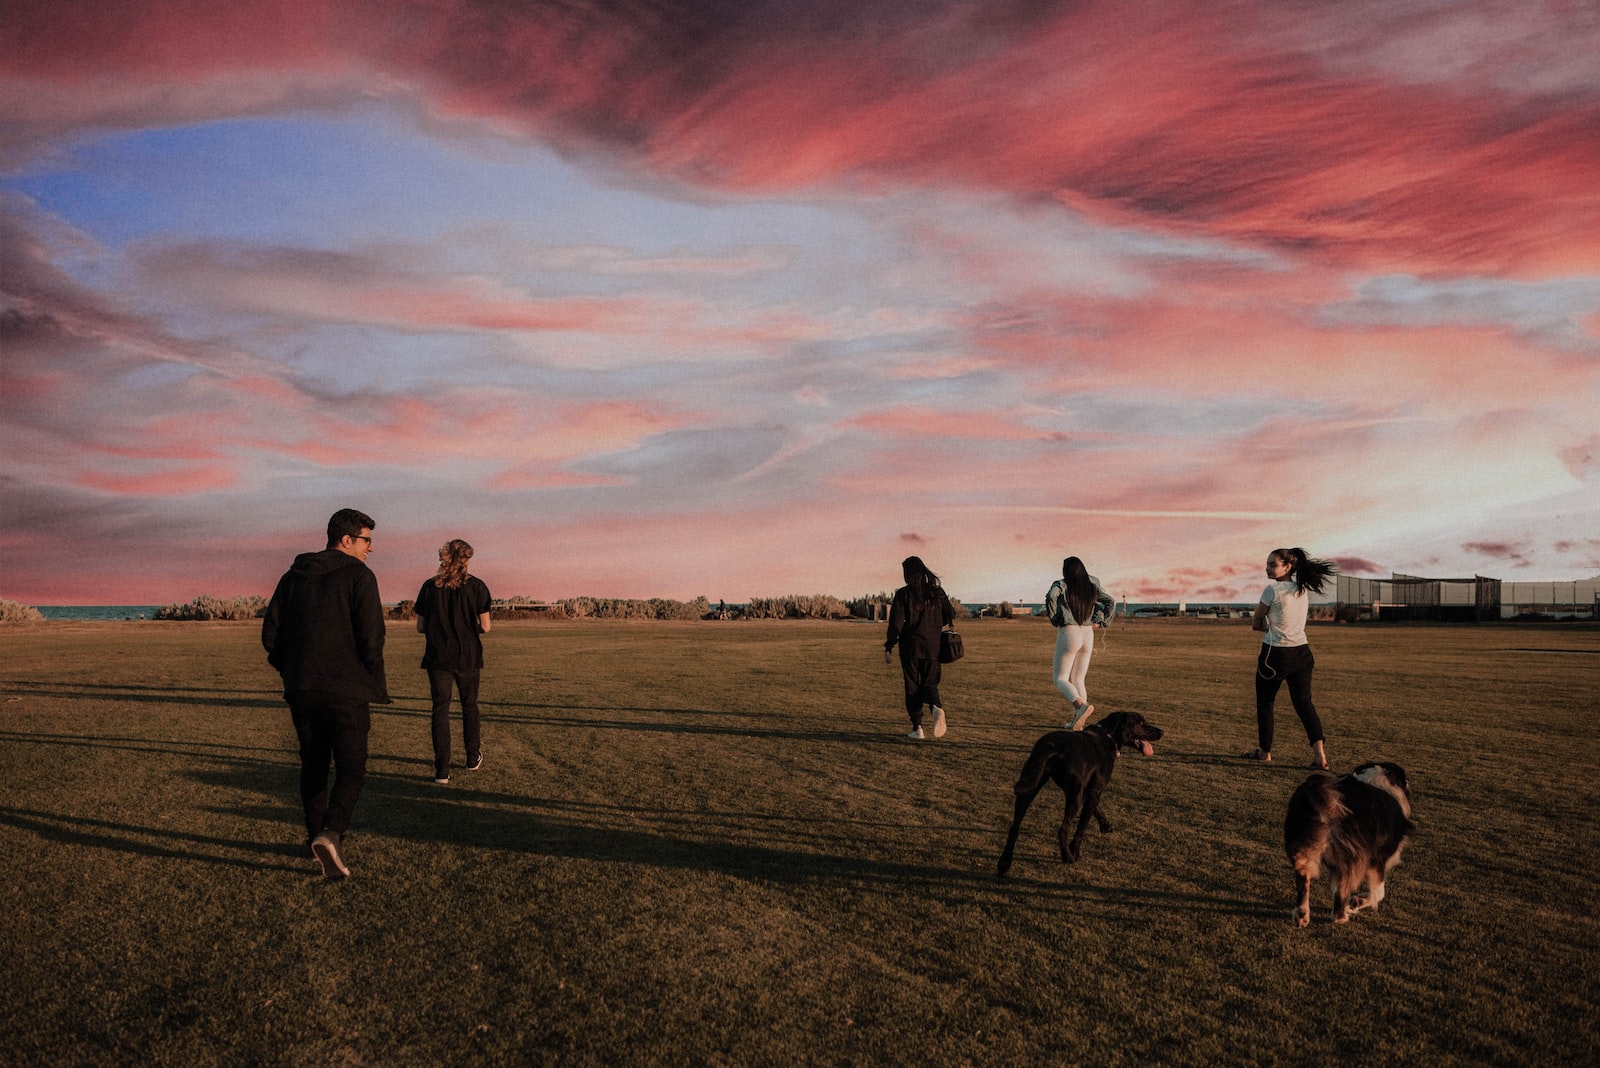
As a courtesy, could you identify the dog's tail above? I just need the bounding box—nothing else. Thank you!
[1284,774,1348,876]
[1013,744,1060,796]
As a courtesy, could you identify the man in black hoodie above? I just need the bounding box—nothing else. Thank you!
[262,508,391,879]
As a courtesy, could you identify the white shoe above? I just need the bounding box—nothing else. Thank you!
[907,726,925,740]
[1069,703,1094,730]
[310,831,349,880]
[931,706,947,739]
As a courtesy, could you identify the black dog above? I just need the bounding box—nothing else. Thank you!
[996,711,1164,876]
[1284,761,1414,927]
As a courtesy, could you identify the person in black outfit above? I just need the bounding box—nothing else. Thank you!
[883,555,955,740]
[262,508,390,880]
[414,538,492,784]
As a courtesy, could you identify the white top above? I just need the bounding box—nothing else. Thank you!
[1260,580,1309,647]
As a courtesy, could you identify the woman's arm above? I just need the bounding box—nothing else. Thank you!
[1093,585,1115,626]
[884,589,905,660]
[1252,601,1271,632]
[478,612,492,634]
[1044,581,1063,627]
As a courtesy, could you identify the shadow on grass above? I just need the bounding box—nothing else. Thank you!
[438,702,1036,753]
[0,806,306,874]
[1,737,1282,916]
[185,761,1279,918]
[0,729,290,757]
[0,681,284,709]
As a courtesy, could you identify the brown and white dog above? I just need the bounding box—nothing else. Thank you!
[997,711,1163,876]
[1284,761,1414,927]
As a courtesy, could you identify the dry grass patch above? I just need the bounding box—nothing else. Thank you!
[1,619,1597,1065]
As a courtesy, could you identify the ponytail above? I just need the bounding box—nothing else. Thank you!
[1272,547,1337,595]
[434,538,474,589]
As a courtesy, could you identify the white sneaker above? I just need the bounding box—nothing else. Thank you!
[931,706,947,739]
[310,831,349,880]
[907,726,925,740]
[1069,703,1094,730]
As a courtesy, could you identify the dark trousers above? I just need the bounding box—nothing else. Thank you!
[288,691,371,838]
[899,655,943,726]
[1255,643,1323,751]
[428,668,482,775]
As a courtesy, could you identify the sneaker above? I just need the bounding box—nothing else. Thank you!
[310,831,349,880]
[907,726,925,740]
[1069,703,1094,730]
[931,706,947,739]
[466,753,483,771]
[433,771,450,785]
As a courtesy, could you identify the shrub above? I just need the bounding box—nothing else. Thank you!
[743,594,852,620]
[154,595,268,621]
[559,596,710,621]
[1,599,45,623]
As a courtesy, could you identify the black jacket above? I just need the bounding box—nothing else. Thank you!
[884,585,954,659]
[262,548,390,703]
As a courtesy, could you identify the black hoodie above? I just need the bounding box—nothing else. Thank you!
[262,548,390,703]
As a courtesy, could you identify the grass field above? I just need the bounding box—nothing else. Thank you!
[2,617,1598,1066]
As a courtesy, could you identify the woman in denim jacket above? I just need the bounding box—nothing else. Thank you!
[1045,556,1114,729]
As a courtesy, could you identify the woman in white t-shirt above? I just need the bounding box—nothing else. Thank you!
[1245,547,1336,768]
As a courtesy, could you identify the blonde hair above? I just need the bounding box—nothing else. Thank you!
[434,539,474,589]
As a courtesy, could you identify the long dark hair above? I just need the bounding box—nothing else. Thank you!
[1061,556,1095,624]
[901,555,942,606]
[434,539,474,589]
[1271,547,1337,595]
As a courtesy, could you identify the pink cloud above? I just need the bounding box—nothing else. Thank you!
[6,2,1598,273]
[73,464,239,496]
[1331,556,1385,577]
[846,405,1113,444]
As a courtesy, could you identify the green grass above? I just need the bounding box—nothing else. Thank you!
[2,618,1597,1065]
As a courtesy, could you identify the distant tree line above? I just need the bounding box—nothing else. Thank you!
[560,596,712,620]
[3,591,976,625]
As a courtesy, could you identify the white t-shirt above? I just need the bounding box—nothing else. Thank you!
[1260,580,1309,647]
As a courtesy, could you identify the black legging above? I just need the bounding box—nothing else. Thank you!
[899,655,943,727]
[1255,643,1323,752]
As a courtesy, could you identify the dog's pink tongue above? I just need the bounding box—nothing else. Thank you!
[1139,741,1154,757]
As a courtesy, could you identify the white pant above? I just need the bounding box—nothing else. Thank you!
[1052,624,1095,708]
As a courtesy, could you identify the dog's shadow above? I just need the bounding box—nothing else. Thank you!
[994,870,1288,919]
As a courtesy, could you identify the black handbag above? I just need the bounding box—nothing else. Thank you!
[938,627,964,664]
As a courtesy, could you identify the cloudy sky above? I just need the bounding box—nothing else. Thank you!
[3,0,1598,607]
